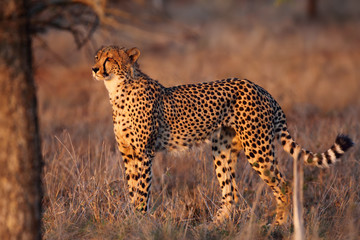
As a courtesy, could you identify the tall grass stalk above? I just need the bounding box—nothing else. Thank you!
[293,148,305,240]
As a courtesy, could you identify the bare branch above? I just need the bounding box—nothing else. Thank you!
[30,1,99,48]
[30,0,197,50]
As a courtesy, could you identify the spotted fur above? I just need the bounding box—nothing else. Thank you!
[92,46,354,225]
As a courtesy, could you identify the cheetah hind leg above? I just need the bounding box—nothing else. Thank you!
[212,127,241,224]
[244,144,290,225]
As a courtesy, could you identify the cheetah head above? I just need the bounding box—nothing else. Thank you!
[92,46,140,81]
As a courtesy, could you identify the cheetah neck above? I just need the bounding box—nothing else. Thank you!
[104,75,122,96]
[104,69,148,105]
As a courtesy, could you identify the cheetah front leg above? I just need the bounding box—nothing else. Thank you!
[133,151,153,212]
[119,146,140,207]
[119,145,153,213]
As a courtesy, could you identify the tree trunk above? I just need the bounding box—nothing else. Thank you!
[0,0,43,239]
[307,0,318,19]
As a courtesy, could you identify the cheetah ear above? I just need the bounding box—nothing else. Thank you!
[126,47,140,64]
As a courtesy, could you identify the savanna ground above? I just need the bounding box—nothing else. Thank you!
[34,1,360,239]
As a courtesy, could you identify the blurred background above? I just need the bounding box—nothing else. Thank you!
[34,0,360,142]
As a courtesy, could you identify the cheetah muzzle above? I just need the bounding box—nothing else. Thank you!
[92,46,354,225]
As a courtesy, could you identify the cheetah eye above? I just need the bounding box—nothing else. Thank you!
[94,55,98,61]
[107,57,113,61]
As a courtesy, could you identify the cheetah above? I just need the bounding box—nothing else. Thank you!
[92,46,354,225]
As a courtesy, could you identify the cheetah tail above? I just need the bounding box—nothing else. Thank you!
[279,130,354,168]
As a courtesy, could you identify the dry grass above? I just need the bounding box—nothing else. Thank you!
[35,1,360,239]
[39,111,359,240]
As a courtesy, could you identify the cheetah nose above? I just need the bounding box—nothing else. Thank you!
[92,67,99,73]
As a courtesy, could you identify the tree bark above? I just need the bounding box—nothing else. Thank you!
[0,0,43,239]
